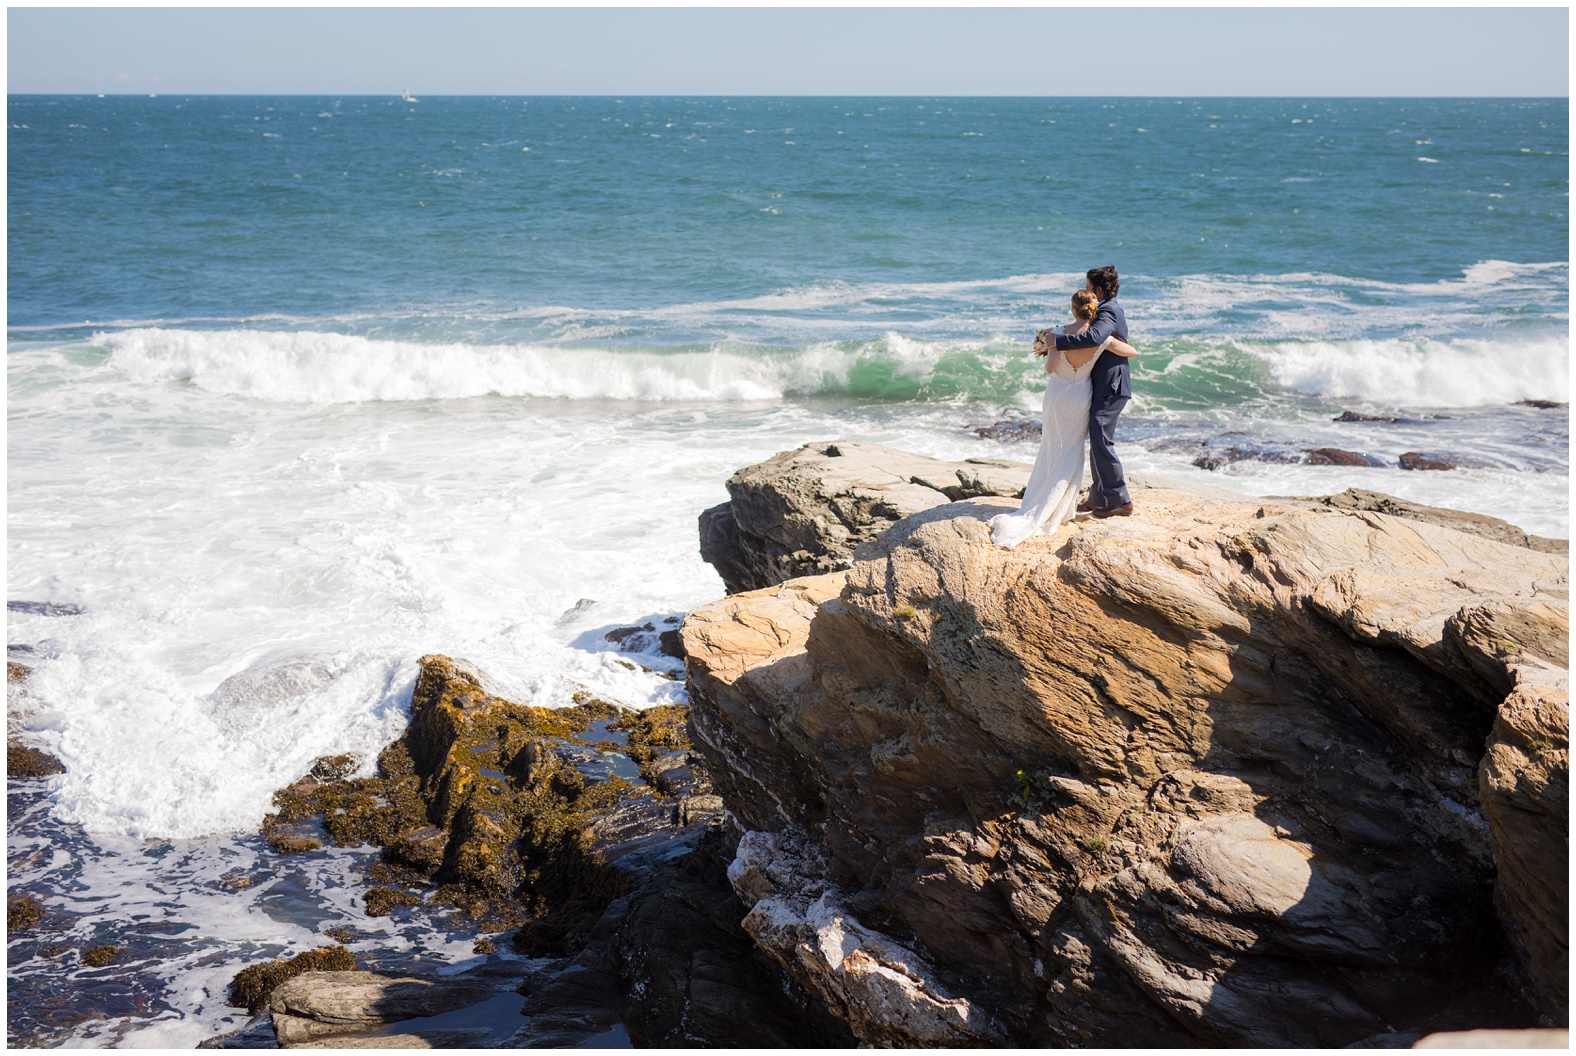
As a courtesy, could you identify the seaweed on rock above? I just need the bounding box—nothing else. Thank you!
[8,895,44,931]
[226,945,357,1013]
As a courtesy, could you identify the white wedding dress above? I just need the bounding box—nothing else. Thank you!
[988,337,1108,548]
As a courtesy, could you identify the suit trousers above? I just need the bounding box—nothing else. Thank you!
[1088,396,1130,507]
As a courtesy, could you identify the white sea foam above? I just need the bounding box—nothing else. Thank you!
[90,327,1008,405]
[1250,335,1569,407]
[95,328,787,403]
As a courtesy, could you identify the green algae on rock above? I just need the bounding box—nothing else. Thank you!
[81,945,119,967]
[255,655,705,957]
[227,945,357,1013]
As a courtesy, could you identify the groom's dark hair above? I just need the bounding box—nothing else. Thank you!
[1086,265,1119,300]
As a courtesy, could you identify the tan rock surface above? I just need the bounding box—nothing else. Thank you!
[1414,1027,1570,1048]
[684,485,1569,1045]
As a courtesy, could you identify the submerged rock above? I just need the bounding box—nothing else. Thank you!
[1304,446,1386,466]
[5,601,84,617]
[1400,451,1458,471]
[684,482,1568,1045]
[1335,410,1408,423]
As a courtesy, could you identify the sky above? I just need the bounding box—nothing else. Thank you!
[6,6,1570,97]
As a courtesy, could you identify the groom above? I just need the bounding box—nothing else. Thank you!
[1053,264,1133,518]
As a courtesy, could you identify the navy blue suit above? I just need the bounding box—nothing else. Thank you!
[1053,297,1131,507]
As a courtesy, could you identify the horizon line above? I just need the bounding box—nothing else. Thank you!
[10,92,1571,100]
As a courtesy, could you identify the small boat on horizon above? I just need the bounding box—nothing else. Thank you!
[401,88,419,103]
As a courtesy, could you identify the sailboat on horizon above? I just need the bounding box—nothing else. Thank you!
[401,88,419,103]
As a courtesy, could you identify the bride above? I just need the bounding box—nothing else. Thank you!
[990,290,1139,548]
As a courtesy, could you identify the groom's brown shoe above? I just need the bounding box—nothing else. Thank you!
[1090,502,1134,519]
[1076,499,1098,513]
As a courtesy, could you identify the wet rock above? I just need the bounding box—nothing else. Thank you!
[265,832,322,855]
[1293,489,1567,555]
[504,964,623,1047]
[1516,401,1566,411]
[1335,410,1407,423]
[608,819,857,1047]
[196,1013,279,1049]
[971,417,1043,442]
[1189,445,1301,470]
[684,485,1567,1044]
[6,601,84,617]
[698,440,1033,594]
[1400,451,1458,471]
[290,1030,491,1049]
[1305,446,1385,466]
[8,740,64,778]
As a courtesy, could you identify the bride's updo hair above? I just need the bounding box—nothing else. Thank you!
[1071,289,1100,322]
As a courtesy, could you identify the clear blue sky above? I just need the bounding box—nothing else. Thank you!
[7,7,1569,97]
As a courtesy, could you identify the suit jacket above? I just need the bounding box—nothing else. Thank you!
[1053,297,1130,400]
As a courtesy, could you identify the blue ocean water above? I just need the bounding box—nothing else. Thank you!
[5,96,1569,1047]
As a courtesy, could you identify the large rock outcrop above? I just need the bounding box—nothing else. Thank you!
[697,441,1563,597]
[683,480,1568,1046]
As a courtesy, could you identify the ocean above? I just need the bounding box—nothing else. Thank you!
[6,95,1569,1046]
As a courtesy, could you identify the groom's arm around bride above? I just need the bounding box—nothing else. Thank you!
[1054,264,1134,516]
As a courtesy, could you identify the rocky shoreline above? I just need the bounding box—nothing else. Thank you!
[8,441,1569,1048]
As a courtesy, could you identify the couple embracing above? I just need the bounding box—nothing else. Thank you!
[990,265,1139,549]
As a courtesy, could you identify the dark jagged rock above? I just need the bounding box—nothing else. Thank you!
[1335,410,1407,423]
[1517,400,1566,410]
[971,417,1043,442]
[606,818,857,1047]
